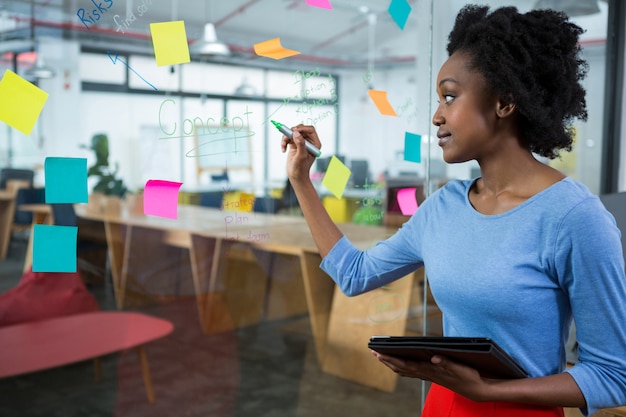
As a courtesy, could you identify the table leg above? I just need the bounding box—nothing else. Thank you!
[21,211,52,273]
[189,235,219,332]
[93,357,102,382]
[104,221,131,309]
[299,250,336,365]
[136,345,155,404]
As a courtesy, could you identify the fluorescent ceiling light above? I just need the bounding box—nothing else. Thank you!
[534,0,600,16]
[190,23,230,57]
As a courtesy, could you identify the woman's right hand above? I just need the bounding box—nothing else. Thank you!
[281,124,322,184]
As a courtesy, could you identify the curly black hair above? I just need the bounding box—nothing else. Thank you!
[447,5,588,159]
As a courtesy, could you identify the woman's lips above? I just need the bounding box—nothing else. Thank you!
[437,131,451,146]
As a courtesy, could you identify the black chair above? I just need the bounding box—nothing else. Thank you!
[50,204,78,227]
[253,196,281,214]
[0,168,34,190]
[14,187,45,228]
[50,204,110,286]
[199,191,224,209]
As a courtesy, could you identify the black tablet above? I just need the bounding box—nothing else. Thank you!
[368,336,528,379]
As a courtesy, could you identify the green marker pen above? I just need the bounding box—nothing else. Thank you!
[271,120,321,158]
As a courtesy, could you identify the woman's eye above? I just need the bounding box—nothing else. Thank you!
[443,94,455,103]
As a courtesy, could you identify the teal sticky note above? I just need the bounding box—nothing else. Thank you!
[32,224,77,272]
[404,132,421,163]
[44,157,88,203]
[388,0,412,30]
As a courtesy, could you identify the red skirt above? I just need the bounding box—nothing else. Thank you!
[422,384,565,417]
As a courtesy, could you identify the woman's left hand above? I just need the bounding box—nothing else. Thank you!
[371,351,492,401]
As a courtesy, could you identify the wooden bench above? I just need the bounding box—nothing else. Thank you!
[0,311,174,403]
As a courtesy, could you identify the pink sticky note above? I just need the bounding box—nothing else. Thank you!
[397,187,418,215]
[143,179,183,219]
[305,0,333,9]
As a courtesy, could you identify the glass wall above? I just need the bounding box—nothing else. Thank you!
[0,1,622,416]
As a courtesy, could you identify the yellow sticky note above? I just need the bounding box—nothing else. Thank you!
[150,20,191,66]
[322,156,351,199]
[368,89,397,116]
[253,38,301,60]
[0,69,49,135]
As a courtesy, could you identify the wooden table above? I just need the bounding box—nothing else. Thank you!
[71,203,423,392]
[16,202,422,391]
[0,311,174,403]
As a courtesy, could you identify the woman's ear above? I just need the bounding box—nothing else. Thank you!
[496,97,516,119]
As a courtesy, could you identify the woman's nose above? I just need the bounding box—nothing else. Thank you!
[432,107,443,126]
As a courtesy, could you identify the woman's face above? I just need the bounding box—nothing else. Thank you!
[432,51,502,164]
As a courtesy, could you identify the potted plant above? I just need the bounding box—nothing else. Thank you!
[81,133,128,198]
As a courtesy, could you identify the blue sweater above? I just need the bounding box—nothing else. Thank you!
[320,177,626,415]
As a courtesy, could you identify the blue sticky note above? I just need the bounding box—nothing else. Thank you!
[404,132,421,163]
[44,157,88,203]
[388,0,412,30]
[32,224,77,272]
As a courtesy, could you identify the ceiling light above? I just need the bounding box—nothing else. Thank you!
[189,23,230,57]
[23,51,55,79]
[534,0,600,16]
[234,77,257,96]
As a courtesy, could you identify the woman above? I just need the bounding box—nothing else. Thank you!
[281,5,626,417]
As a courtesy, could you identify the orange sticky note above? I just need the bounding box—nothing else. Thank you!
[322,156,351,199]
[0,69,49,135]
[150,20,191,66]
[368,89,397,116]
[144,179,183,219]
[253,38,301,60]
[397,187,419,215]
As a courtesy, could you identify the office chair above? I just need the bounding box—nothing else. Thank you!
[50,204,110,286]
[253,196,281,214]
[0,168,34,190]
[199,191,224,209]
[14,187,46,231]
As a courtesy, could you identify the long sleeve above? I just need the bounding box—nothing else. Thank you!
[556,197,626,415]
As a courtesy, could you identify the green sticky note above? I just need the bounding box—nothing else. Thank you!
[44,157,88,203]
[404,132,421,163]
[150,20,191,66]
[322,155,351,199]
[32,224,77,272]
[0,69,49,135]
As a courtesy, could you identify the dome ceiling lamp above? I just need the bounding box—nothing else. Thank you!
[190,3,230,58]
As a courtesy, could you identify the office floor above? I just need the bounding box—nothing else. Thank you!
[0,236,425,417]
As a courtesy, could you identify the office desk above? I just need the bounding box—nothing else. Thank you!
[72,204,421,391]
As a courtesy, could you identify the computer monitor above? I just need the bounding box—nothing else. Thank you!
[315,155,345,173]
[350,160,370,188]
